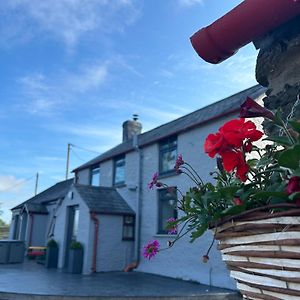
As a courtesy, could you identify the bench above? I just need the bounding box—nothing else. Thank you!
[27,246,46,259]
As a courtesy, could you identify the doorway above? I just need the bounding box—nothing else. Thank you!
[64,205,79,268]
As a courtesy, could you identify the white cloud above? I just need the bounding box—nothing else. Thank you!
[65,63,109,93]
[18,61,110,115]
[0,0,141,48]
[0,175,25,192]
[178,0,203,7]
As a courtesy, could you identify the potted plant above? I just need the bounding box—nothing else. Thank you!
[144,98,300,300]
[68,240,83,274]
[45,239,59,268]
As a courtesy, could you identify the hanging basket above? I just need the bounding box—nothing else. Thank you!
[213,204,300,300]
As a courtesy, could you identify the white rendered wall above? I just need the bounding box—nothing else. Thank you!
[96,214,134,272]
[53,187,93,274]
[137,113,239,289]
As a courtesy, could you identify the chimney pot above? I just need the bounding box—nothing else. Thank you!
[122,115,142,142]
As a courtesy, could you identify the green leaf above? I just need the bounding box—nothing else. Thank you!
[288,192,300,201]
[218,186,239,199]
[253,191,289,201]
[220,204,246,217]
[292,168,300,177]
[264,136,293,146]
[190,224,208,242]
[288,120,300,134]
[278,145,300,169]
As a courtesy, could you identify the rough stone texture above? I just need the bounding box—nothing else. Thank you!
[263,84,300,135]
[123,119,142,142]
[255,15,300,135]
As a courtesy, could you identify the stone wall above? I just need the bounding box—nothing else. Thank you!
[255,15,300,135]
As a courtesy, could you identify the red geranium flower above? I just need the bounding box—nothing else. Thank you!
[221,150,249,182]
[233,198,244,206]
[220,119,263,148]
[204,132,226,158]
[243,140,253,153]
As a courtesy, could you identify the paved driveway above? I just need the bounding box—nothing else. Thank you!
[0,261,241,300]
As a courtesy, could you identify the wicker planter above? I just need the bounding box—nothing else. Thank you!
[213,204,300,300]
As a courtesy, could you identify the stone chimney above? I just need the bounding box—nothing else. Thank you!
[122,114,142,142]
[254,15,300,135]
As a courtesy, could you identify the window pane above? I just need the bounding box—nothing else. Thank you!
[123,215,135,240]
[158,189,177,234]
[123,226,134,239]
[72,208,79,240]
[159,136,177,174]
[161,148,177,173]
[91,167,100,186]
[124,216,134,225]
[114,157,125,184]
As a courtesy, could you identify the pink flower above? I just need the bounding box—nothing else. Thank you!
[174,154,184,172]
[286,177,300,195]
[166,218,177,235]
[286,177,300,205]
[143,240,160,259]
[148,172,159,189]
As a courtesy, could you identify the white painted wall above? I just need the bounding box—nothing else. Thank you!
[96,214,134,272]
[77,168,90,185]
[53,187,93,274]
[137,113,239,289]
[30,214,48,246]
[99,160,113,187]
[117,151,138,212]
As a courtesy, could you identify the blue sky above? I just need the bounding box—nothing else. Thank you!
[0,0,258,223]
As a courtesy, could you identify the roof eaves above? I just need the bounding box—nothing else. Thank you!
[73,85,266,171]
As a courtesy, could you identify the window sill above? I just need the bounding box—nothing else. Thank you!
[154,234,177,238]
[158,170,178,180]
[114,183,126,188]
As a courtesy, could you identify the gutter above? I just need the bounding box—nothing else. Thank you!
[90,212,99,273]
[124,136,143,272]
[190,0,300,64]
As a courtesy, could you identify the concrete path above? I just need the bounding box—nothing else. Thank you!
[0,261,241,300]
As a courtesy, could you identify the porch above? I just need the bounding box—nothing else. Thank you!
[0,261,241,300]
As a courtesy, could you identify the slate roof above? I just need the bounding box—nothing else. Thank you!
[24,203,49,214]
[74,85,266,172]
[12,178,74,210]
[75,184,135,215]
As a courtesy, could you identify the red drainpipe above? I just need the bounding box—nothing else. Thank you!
[90,212,99,273]
[28,213,34,247]
[190,0,300,64]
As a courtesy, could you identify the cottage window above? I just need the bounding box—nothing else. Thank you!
[113,156,125,186]
[157,188,177,234]
[159,136,177,175]
[71,206,79,241]
[90,166,100,186]
[122,215,135,240]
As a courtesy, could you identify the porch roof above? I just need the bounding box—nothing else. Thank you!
[24,203,48,214]
[11,178,74,211]
[75,184,135,215]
